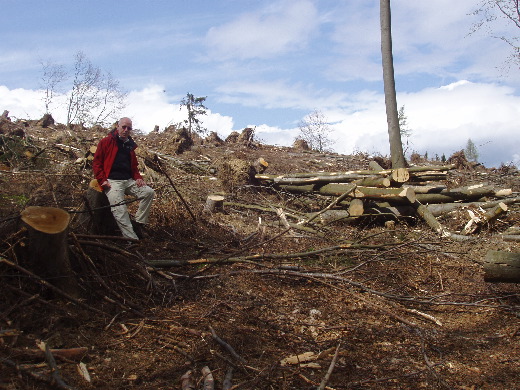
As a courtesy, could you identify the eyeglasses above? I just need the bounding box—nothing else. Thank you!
[121,125,132,131]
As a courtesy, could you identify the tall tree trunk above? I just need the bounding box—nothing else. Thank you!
[380,0,406,169]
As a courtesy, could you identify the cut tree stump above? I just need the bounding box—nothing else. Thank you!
[483,250,520,283]
[20,206,79,296]
[203,194,225,214]
[80,179,119,235]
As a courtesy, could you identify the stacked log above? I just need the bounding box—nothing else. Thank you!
[255,163,516,237]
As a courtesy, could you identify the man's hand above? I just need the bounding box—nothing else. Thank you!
[101,180,111,190]
[135,178,146,187]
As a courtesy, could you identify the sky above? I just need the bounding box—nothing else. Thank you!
[1,0,519,168]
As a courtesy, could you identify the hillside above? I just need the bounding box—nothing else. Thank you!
[1,116,519,390]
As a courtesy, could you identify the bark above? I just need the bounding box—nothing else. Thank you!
[203,194,225,214]
[410,200,475,241]
[222,367,234,390]
[270,174,376,185]
[20,206,79,297]
[461,202,507,235]
[323,184,416,203]
[80,179,119,235]
[483,250,520,283]
[380,0,405,169]
[181,370,196,390]
[415,185,507,204]
[318,210,357,225]
[426,203,468,217]
[403,185,446,194]
[368,161,385,171]
[201,366,215,390]
[352,176,391,188]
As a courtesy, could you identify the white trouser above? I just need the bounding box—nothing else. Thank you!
[105,179,155,240]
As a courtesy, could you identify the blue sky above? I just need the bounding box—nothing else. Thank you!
[1,0,519,167]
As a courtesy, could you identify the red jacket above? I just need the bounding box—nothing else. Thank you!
[93,130,142,185]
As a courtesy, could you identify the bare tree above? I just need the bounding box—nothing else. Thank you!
[66,51,127,127]
[39,60,66,114]
[180,93,208,135]
[380,0,406,169]
[93,71,127,125]
[470,0,520,67]
[296,109,334,153]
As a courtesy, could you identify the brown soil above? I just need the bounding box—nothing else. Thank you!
[0,122,519,390]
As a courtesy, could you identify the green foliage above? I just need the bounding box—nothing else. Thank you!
[465,138,479,162]
[180,93,208,135]
[398,105,412,138]
[0,193,29,207]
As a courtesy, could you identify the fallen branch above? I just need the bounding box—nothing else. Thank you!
[222,367,234,390]
[410,200,475,241]
[209,325,247,364]
[318,343,341,390]
[41,342,76,390]
[0,256,109,316]
[180,370,196,390]
[201,366,215,390]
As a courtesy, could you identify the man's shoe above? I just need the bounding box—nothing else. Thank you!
[133,222,149,239]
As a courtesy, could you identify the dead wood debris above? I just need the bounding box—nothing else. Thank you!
[1,120,520,389]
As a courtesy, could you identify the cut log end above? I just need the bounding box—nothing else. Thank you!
[89,179,103,192]
[21,206,71,234]
[391,168,410,183]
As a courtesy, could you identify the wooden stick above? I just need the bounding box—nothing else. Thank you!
[300,184,357,226]
[41,342,76,390]
[222,367,234,390]
[209,326,246,364]
[180,370,196,390]
[318,343,341,390]
[0,256,108,316]
[201,366,215,390]
[143,156,196,222]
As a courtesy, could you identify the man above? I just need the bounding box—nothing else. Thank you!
[93,117,154,240]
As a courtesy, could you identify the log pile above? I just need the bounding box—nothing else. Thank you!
[255,163,518,239]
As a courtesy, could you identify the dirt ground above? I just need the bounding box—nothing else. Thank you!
[0,123,519,389]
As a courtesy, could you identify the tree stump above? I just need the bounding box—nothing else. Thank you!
[203,194,225,214]
[20,206,79,296]
[483,250,520,283]
[80,179,119,235]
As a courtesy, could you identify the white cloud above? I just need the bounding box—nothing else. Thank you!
[216,79,348,111]
[0,86,46,120]
[254,124,299,147]
[205,0,318,60]
[125,84,235,136]
[327,80,520,167]
[0,79,518,168]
